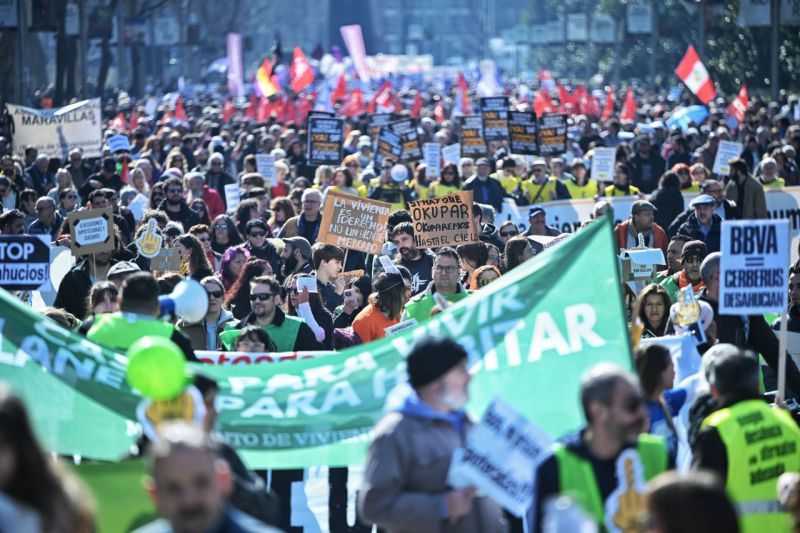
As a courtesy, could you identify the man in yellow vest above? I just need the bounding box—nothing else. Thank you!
[530,364,670,532]
[86,272,197,360]
[694,350,800,533]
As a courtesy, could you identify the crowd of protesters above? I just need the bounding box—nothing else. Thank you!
[1,71,800,532]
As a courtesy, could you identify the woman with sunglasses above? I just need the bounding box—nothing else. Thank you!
[497,220,520,246]
[427,162,462,198]
[47,168,79,205]
[56,187,80,217]
[283,274,334,349]
[209,214,243,255]
[224,258,271,319]
[176,276,234,351]
[189,198,212,226]
[468,264,502,290]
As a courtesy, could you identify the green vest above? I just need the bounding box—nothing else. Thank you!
[553,434,668,526]
[402,291,470,323]
[702,399,800,533]
[220,314,304,352]
[87,313,175,352]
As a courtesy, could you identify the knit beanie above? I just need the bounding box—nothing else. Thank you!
[406,337,468,389]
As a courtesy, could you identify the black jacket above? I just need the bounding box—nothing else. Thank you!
[53,259,119,320]
[649,187,684,231]
[244,241,283,282]
[676,213,722,253]
[700,290,800,395]
[667,200,738,237]
[79,172,124,198]
[463,175,507,212]
[156,199,200,230]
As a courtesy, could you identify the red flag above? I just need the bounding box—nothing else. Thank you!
[111,113,127,132]
[455,72,472,114]
[330,74,347,107]
[129,109,139,130]
[434,100,445,123]
[160,108,172,125]
[278,95,297,124]
[222,99,236,123]
[727,84,749,123]
[601,89,615,121]
[290,47,315,93]
[534,89,555,116]
[257,97,273,122]
[411,92,423,119]
[297,93,314,124]
[620,88,637,121]
[675,45,716,105]
[174,96,187,122]
[372,81,395,112]
[340,88,365,117]
[245,94,258,120]
[557,84,572,113]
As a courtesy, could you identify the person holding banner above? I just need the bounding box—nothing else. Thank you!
[531,364,669,533]
[693,350,800,532]
[358,337,507,532]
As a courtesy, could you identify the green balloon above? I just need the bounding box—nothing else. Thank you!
[126,336,188,400]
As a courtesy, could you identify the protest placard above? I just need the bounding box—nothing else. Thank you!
[508,111,538,155]
[389,118,422,162]
[384,318,418,337]
[538,113,568,156]
[0,235,50,291]
[591,147,617,182]
[107,134,131,153]
[460,115,486,158]
[150,247,182,272]
[408,191,479,248]
[6,98,103,159]
[480,96,510,142]
[255,154,275,186]
[423,142,441,178]
[448,397,554,516]
[317,191,392,255]
[296,276,318,294]
[307,116,344,165]
[375,127,403,169]
[308,111,335,118]
[442,143,461,166]
[67,207,114,256]
[368,112,393,142]
[712,140,744,176]
[224,183,241,213]
[195,350,330,365]
[719,219,789,315]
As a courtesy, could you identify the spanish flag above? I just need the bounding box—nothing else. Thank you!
[256,59,280,98]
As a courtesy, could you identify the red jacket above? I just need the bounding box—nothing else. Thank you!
[614,219,668,259]
[195,185,225,220]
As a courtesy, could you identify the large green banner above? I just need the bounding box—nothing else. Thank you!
[0,217,631,469]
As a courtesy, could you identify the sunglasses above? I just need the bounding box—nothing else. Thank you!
[500,231,518,237]
[435,265,459,273]
[249,293,274,301]
[249,231,266,238]
[206,290,223,298]
[166,189,182,194]
[479,277,495,286]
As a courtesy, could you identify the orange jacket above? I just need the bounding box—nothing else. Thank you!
[615,219,668,260]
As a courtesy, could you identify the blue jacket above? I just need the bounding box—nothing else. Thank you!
[463,175,507,212]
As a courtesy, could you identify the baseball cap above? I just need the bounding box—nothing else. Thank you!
[107,261,141,279]
[531,158,547,167]
[528,205,545,218]
[282,237,312,259]
[690,194,716,207]
[475,157,492,166]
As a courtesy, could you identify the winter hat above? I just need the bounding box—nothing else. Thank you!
[406,337,468,389]
[681,240,708,261]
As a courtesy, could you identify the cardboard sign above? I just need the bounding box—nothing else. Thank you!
[67,207,114,256]
[150,247,181,272]
[307,116,344,165]
[408,191,479,248]
[459,115,486,158]
[317,191,392,255]
[442,143,461,166]
[448,397,553,517]
[480,96,510,142]
[0,235,51,290]
[384,318,419,337]
[538,113,568,156]
[719,219,789,315]
[423,142,441,178]
[375,127,403,169]
[368,113,393,143]
[591,147,617,182]
[255,154,275,186]
[508,111,538,155]
[389,118,422,163]
[296,276,319,294]
[224,183,241,213]
[712,140,744,176]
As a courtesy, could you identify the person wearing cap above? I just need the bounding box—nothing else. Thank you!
[80,156,123,198]
[654,235,691,284]
[549,157,572,182]
[724,158,767,219]
[358,337,507,533]
[524,205,561,238]
[491,157,521,195]
[106,260,141,288]
[676,194,722,253]
[693,349,800,532]
[521,158,560,204]
[758,157,785,189]
[614,200,668,256]
[563,158,599,199]
[280,236,313,278]
[659,240,708,304]
[368,159,412,212]
[463,157,507,212]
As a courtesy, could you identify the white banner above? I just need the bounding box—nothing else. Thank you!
[6,98,103,159]
[591,147,616,182]
[226,32,244,97]
[496,187,800,265]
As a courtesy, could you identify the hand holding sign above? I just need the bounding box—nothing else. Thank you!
[135,218,163,259]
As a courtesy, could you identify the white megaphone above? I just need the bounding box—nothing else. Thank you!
[158,279,209,324]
